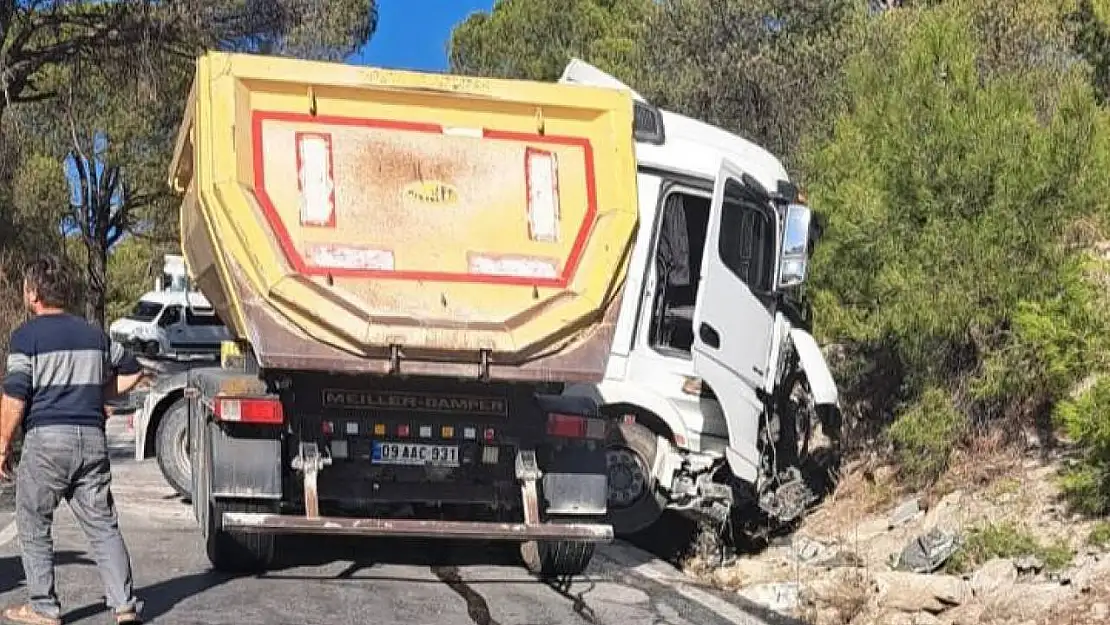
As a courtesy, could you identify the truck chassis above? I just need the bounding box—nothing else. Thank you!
[185,364,615,578]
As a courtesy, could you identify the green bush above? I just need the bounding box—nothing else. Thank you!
[801,1,1110,485]
[889,388,967,486]
[945,521,1074,574]
[1086,521,1110,548]
[1055,375,1110,514]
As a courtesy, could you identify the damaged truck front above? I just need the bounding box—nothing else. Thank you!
[168,52,640,576]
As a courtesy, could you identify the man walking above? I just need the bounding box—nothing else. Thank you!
[0,255,144,625]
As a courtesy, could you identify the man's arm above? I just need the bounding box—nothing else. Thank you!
[104,340,145,400]
[0,394,24,453]
[1,333,33,455]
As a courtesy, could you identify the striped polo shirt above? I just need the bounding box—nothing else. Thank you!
[2,312,141,430]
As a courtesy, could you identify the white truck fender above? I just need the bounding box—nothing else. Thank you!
[134,370,191,460]
[561,380,694,448]
[789,327,839,407]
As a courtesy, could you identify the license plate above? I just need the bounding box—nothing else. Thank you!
[371,441,460,467]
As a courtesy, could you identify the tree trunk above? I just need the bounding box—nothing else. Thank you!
[85,241,107,327]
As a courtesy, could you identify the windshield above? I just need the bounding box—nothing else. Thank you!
[127,301,164,322]
[162,272,189,292]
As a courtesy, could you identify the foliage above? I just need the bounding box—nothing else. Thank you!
[1086,520,1110,547]
[638,0,867,164]
[104,237,167,325]
[0,0,381,327]
[944,521,1074,574]
[448,0,654,82]
[0,1,380,115]
[449,0,868,164]
[803,1,1110,469]
[888,388,967,486]
[1054,375,1110,514]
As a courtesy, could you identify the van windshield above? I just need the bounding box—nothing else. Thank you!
[128,301,164,322]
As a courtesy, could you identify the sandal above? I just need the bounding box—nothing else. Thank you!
[1,604,60,625]
[114,609,142,624]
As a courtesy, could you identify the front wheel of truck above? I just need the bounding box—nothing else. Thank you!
[155,399,192,501]
[604,420,667,536]
[205,499,277,574]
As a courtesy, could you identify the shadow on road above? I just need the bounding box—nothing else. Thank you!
[63,570,234,624]
[65,536,597,625]
[0,551,96,596]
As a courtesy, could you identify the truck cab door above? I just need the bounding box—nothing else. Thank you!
[691,159,778,483]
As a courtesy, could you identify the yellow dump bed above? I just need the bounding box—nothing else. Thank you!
[170,52,639,382]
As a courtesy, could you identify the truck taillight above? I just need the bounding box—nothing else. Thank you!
[546,413,606,440]
[213,396,284,425]
[296,132,335,228]
[525,147,560,242]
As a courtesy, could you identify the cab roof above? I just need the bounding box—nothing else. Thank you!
[558,59,790,191]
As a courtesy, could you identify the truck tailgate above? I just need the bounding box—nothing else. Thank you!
[171,52,639,382]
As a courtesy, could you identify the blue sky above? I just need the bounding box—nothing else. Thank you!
[351,1,496,72]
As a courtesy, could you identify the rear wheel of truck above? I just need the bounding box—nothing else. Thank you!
[521,540,595,579]
[604,420,667,536]
[520,517,599,579]
[205,499,277,574]
[155,399,193,501]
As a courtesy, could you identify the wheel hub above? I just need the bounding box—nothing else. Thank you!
[606,448,647,508]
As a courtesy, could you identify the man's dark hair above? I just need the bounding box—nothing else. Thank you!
[22,255,72,308]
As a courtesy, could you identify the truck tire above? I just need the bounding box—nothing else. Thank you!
[520,515,598,579]
[605,420,667,536]
[205,499,277,574]
[155,399,193,501]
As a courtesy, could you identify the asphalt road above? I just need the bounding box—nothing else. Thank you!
[0,418,804,625]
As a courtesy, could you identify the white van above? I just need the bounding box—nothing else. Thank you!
[109,290,231,359]
[108,255,231,359]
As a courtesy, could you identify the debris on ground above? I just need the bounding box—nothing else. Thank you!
[683,448,1110,625]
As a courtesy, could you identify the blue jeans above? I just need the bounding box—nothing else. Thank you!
[15,424,138,618]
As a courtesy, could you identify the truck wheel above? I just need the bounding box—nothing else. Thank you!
[605,420,667,536]
[155,399,193,501]
[521,540,595,579]
[205,499,276,574]
[520,515,598,579]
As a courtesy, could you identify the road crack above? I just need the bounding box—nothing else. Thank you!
[431,565,502,625]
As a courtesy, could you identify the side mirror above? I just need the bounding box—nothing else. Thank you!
[777,204,812,289]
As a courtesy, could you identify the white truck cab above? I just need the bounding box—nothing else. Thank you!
[558,60,841,536]
[109,254,232,359]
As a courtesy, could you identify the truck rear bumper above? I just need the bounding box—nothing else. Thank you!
[221,512,614,542]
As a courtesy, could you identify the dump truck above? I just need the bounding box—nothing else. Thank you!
[145,54,840,551]
[167,51,639,576]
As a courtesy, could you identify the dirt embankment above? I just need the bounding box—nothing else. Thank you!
[686,438,1110,625]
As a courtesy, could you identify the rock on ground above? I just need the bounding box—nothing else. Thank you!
[970,558,1016,596]
[876,571,972,614]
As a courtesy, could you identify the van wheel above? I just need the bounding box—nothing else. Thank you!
[205,499,277,574]
[604,420,667,536]
[155,399,193,501]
